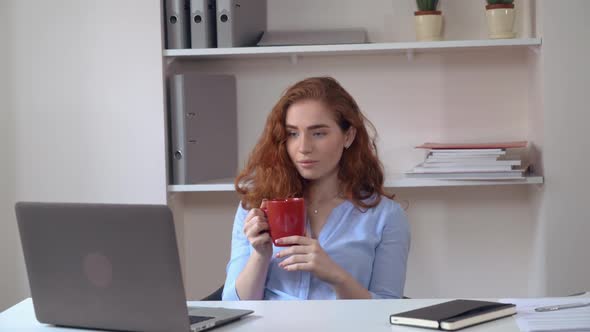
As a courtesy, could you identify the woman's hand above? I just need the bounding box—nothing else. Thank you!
[243,201,273,260]
[275,236,346,285]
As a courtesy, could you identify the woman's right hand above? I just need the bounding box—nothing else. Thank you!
[243,200,273,260]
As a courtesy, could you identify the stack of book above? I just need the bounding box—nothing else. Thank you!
[406,141,529,180]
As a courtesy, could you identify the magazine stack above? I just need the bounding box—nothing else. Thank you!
[406,141,529,180]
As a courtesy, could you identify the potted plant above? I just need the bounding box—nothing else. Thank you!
[485,0,516,39]
[415,0,443,41]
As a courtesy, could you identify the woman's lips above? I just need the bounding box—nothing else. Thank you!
[298,160,318,168]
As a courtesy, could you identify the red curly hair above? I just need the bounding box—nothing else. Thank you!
[235,77,388,210]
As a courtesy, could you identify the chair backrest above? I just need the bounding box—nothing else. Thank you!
[201,285,224,301]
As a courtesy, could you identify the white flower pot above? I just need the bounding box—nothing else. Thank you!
[486,7,515,39]
[415,12,443,42]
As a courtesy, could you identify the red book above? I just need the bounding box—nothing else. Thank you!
[416,141,528,150]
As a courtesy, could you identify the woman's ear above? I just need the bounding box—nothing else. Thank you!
[344,127,357,149]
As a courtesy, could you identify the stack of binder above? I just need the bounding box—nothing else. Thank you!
[164,0,267,49]
[406,141,529,180]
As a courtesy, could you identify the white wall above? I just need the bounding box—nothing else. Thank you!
[533,0,590,295]
[11,0,167,204]
[1,0,167,310]
[0,0,29,312]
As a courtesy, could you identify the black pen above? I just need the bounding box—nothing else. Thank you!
[534,302,590,312]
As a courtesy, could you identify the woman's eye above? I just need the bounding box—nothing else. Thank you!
[313,131,326,137]
[287,131,299,137]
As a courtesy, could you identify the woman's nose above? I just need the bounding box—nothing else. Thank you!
[298,133,312,154]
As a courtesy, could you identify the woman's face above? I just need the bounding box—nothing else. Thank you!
[285,99,355,182]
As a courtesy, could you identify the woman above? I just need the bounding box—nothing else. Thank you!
[222,77,410,300]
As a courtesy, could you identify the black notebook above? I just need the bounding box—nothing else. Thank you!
[389,299,516,331]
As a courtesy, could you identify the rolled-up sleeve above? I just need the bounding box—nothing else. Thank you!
[368,203,411,299]
[221,203,251,300]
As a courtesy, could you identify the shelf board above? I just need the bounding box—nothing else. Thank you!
[387,175,544,188]
[163,38,541,60]
[168,175,544,192]
[168,178,236,192]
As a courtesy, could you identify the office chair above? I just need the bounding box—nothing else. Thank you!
[201,285,224,301]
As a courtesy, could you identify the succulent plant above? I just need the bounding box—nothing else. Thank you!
[416,0,439,11]
[486,0,514,4]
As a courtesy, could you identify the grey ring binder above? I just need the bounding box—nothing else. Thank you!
[216,0,267,47]
[165,0,191,49]
[190,0,217,48]
[167,73,237,185]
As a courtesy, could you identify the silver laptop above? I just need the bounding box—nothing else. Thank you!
[15,202,253,332]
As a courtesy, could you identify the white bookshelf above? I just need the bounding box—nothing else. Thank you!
[163,38,542,60]
[164,37,545,193]
[168,175,544,192]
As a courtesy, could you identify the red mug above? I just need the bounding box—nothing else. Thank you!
[262,198,306,247]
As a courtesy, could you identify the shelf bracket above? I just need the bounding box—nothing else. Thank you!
[289,54,299,65]
[167,191,178,201]
[406,49,415,61]
[528,45,541,55]
[165,57,177,67]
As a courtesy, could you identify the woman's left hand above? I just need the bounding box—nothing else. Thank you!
[275,236,345,285]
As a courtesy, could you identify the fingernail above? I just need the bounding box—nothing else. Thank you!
[275,253,280,258]
[276,239,282,244]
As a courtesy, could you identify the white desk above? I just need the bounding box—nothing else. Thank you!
[0,298,521,332]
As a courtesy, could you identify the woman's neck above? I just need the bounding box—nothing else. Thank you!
[306,170,341,204]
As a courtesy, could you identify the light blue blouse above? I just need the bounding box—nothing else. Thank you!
[222,196,410,300]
